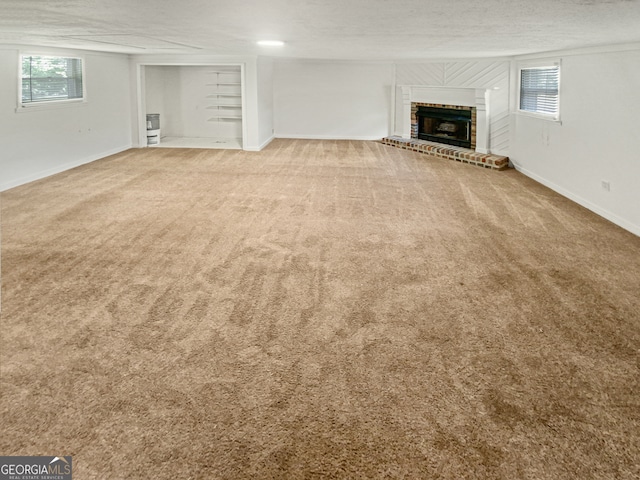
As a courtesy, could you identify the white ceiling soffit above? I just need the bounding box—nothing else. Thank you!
[63,34,202,51]
[0,1,640,59]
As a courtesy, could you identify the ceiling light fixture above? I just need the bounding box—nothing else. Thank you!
[257,40,284,47]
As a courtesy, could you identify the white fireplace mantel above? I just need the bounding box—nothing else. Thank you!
[399,85,491,154]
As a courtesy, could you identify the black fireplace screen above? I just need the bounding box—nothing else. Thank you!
[416,106,472,148]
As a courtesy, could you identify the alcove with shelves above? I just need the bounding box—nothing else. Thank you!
[143,65,243,149]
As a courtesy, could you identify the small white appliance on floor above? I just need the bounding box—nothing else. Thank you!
[146,114,161,146]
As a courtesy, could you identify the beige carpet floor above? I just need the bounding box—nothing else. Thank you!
[1,139,639,479]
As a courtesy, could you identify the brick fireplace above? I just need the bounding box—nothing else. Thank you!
[382,85,509,170]
[398,86,489,154]
[412,103,476,149]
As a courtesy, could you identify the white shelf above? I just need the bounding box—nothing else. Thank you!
[205,69,242,124]
[206,93,242,98]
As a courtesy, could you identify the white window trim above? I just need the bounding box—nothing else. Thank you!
[16,51,88,112]
[516,59,561,123]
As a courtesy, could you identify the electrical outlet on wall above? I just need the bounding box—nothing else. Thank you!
[542,124,550,146]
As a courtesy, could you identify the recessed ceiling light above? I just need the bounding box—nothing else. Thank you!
[257,40,284,47]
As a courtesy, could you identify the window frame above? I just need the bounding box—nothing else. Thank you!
[517,60,561,122]
[17,52,87,111]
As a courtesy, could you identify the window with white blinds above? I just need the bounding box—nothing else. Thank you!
[21,55,84,105]
[519,65,559,118]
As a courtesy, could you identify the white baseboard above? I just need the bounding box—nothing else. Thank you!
[514,165,640,237]
[491,149,509,157]
[276,134,384,141]
[244,135,275,152]
[0,145,132,192]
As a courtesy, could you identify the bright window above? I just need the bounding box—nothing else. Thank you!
[519,65,560,119]
[21,55,84,105]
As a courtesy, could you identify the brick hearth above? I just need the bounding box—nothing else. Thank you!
[381,136,510,171]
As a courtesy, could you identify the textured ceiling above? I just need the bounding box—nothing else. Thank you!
[1,0,639,59]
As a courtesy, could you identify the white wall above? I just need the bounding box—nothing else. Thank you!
[256,57,274,149]
[0,47,132,191]
[510,45,640,236]
[273,60,394,140]
[394,60,510,155]
[144,65,177,135]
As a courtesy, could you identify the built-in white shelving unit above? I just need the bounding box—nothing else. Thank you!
[144,64,243,149]
[205,70,243,122]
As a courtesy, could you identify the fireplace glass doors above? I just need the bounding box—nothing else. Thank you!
[416,106,472,149]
